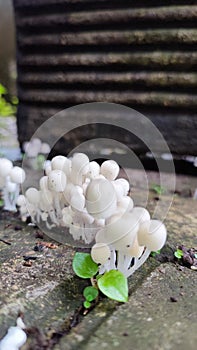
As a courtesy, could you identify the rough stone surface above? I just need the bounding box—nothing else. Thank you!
[0,172,196,349]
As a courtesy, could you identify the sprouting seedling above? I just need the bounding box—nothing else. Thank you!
[150,249,161,257]
[83,286,99,309]
[151,184,165,195]
[174,248,184,259]
[73,252,128,303]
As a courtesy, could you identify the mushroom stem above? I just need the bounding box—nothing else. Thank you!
[125,248,151,277]
[117,251,126,273]
[53,193,63,221]
[2,177,18,211]
[109,249,116,270]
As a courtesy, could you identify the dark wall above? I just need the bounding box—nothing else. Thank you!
[13,0,197,155]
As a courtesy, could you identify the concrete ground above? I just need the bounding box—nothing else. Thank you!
[0,170,196,350]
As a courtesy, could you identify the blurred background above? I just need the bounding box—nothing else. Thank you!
[0,0,197,175]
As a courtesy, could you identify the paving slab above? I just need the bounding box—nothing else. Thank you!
[0,172,196,349]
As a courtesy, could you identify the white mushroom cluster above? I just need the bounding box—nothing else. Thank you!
[19,152,167,277]
[19,154,131,242]
[23,138,50,169]
[0,158,26,211]
[92,212,167,277]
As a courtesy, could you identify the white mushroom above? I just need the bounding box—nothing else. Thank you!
[96,213,139,251]
[51,155,68,171]
[100,160,119,180]
[25,187,40,205]
[86,161,100,179]
[0,158,13,177]
[131,207,150,225]
[86,178,117,219]
[40,142,50,155]
[91,242,111,265]
[114,178,130,196]
[10,166,26,184]
[48,170,67,192]
[138,219,167,251]
[44,160,52,175]
[71,153,89,185]
[0,316,27,350]
[39,176,49,191]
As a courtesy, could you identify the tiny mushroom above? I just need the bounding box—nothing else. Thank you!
[91,242,111,265]
[100,160,120,180]
[86,178,117,219]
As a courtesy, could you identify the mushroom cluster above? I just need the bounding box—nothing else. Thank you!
[92,213,167,277]
[0,158,26,211]
[19,154,130,239]
[23,138,50,169]
[19,152,167,277]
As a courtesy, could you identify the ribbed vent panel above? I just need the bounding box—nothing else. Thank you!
[13,0,197,155]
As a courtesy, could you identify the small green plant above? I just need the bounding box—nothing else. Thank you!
[73,252,128,305]
[150,249,161,257]
[174,248,184,259]
[83,286,99,309]
[151,184,165,195]
[0,83,18,116]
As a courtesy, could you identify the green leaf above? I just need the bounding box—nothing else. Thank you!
[174,249,183,259]
[0,199,4,206]
[0,84,7,95]
[83,286,99,302]
[83,300,91,309]
[98,270,128,303]
[72,252,98,279]
[151,184,165,195]
[150,250,161,257]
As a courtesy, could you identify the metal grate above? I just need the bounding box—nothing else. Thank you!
[13,0,197,155]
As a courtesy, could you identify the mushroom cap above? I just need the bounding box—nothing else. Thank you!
[48,170,67,192]
[70,192,85,212]
[100,160,119,180]
[40,142,50,154]
[51,155,68,171]
[25,187,40,204]
[43,160,52,176]
[0,158,13,177]
[26,138,42,157]
[112,181,125,199]
[87,161,100,179]
[10,166,26,184]
[86,178,117,219]
[16,194,27,207]
[96,213,139,251]
[71,153,89,184]
[39,176,49,191]
[131,207,150,225]
[117,196,134,213]
[138,219,167,251]
[91,242,111,265]
[63,183,76,203]
[113,178,130,196]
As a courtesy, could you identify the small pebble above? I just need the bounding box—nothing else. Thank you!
[23,261,32,267]
[170,296,178,302]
